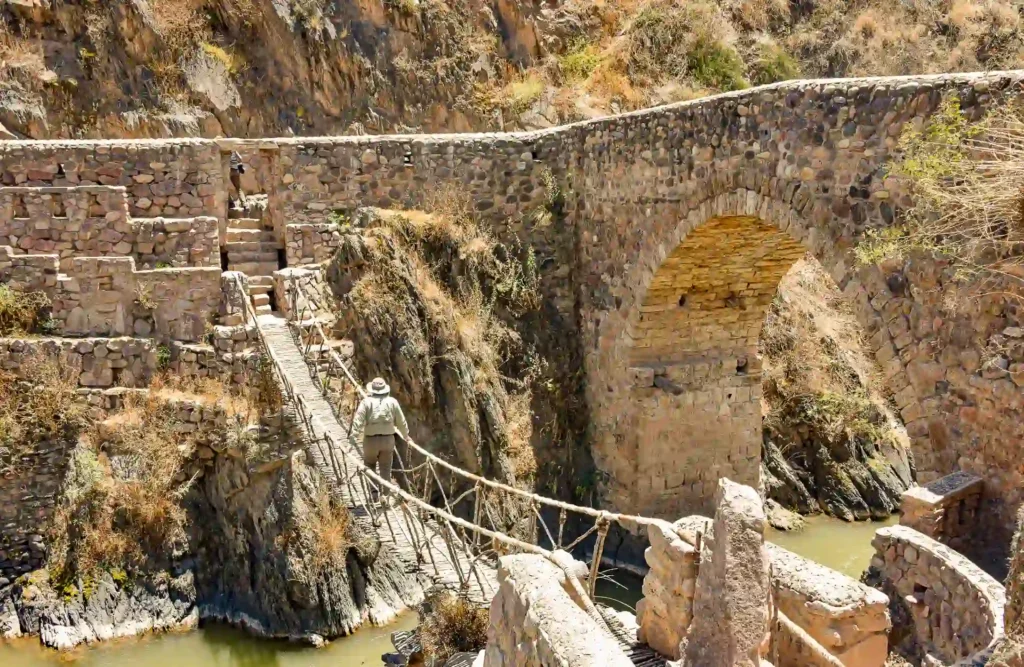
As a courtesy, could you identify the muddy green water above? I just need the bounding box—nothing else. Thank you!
[767,514,899,578]
[0,613,419,667]
[0,515,894,665]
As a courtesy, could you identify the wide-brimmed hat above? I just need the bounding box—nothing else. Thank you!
[367,377,390,396]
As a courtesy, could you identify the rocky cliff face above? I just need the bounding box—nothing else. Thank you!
[760,259,914,523]
[0,393,424,649]
[6,0,1023,140]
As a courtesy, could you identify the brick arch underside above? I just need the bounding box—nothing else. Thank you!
[623,213,810,518]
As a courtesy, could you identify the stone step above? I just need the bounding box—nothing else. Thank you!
[226,228,276,243]
[248,283,273,295]
[251,293,271,307]
[228,261,279,276]
[254,303,272,315]
[248,275,274,287]
[228,217,266,230]
[225,241,278,254]
[228,252,279,266]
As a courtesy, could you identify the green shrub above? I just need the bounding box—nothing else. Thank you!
[752,42,800,85]
[559,42,602,81]
[688,38,748,91]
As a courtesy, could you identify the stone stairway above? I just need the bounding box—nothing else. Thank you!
[226,197,279,314]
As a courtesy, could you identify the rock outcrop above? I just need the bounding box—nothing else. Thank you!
[680,479,772,667]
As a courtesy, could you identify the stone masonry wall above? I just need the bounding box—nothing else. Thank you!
[901,471,985,559]
[636,519,698,659]
[484,553,633,667]
[0,140,225,219]
[870,525,1006,665]
[769,542,890,666]
[0,337,157,388]
[0,187,219,269]
[1,71,1023,558]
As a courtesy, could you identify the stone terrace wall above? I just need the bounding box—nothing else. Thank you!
[0,337,157,388]
[901,472,984,559]
[0,246,58,291]
[284,222,342,267]
[0,140,226,219]
[484,553,633,667]
[52,257,221,342]
[0,187,219,270]
[870,525,1006,665]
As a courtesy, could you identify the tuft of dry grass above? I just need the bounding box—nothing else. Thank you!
[0,351,87,476]
[302,489,361,578]
[0,286,52,335]
[419,591,489,663]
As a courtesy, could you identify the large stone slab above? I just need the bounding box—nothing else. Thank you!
[681,479,771,667]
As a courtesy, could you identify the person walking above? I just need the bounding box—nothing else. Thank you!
[350,377,410,505]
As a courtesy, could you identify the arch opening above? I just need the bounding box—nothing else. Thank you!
[625,215,806,518]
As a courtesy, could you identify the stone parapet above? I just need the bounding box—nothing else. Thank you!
[768,543,890,667]
[870,525,1005,666]
[636,518,698,659]
[284,223,342,267]
[484,553,633,667]
[900,471,984,556]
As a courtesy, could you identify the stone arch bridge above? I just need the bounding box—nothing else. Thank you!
[2,71,1023,551]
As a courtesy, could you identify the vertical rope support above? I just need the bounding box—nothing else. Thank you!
[471,483,484,549]
[588,517,610,601]
[557,507,567,549]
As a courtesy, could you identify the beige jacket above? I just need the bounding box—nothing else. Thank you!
[351,395,409,442]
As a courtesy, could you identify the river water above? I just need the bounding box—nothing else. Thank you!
[0,514,895,665]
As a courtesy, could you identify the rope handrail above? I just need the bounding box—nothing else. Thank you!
[286,275,669,531]
[231,274,856,663]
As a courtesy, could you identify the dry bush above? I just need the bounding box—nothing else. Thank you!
[301,489,361,578]
[150,0,209,55]
[858,96,1024,299]
[0,351,87,476]
[0,286,52,335]
[419,591,489,663]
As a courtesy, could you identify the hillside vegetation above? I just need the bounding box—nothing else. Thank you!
[1,0,1023,138]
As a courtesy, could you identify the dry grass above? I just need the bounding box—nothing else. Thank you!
[419,591,489,663]
[0,286,52,335]
[858,96,1024,300]
[301,489,360,578]
[46,371,270,580]
[150,0,209,55]
[760,258,906,449]
[0,351,87,476]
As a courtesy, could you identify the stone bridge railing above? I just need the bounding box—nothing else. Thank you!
[870,525,1006,665]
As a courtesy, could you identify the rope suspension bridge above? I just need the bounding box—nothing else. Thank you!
[234,274,846,667]
[232,274,669,664]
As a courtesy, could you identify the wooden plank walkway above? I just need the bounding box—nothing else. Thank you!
[256,313,666,666]
[258,314,500,605]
